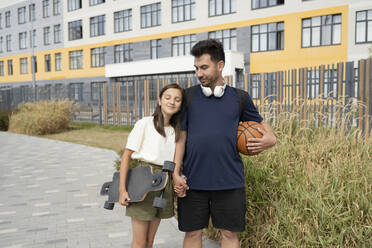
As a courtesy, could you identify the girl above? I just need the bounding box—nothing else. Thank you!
[119,83,184,248]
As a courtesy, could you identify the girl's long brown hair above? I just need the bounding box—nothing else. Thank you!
[153,83,185,142]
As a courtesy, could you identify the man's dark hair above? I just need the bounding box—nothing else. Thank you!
[190,39,225,63]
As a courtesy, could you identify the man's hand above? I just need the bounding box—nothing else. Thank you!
[246,123,276,154]
[173,174,189,198]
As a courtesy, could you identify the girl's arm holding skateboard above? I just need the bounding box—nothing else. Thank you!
[119,149,134,206]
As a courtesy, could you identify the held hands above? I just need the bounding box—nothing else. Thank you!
[119,191,130,206]
[246,127,277,154]
[173,174,189,198]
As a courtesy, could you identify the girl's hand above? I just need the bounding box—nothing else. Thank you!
[173,174,188,198]
[119,191,130,206]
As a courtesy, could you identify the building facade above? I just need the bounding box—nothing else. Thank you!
[0,0,371,93]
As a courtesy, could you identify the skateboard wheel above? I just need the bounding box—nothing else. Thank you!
[162,161,175,172]
[153,197,167,209]
[104,201,115,210]
[100,182,111,195]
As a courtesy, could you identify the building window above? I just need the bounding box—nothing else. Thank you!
[251,22,284,52]
[356,9,372,43]
[43,27,50,45]
[0,37,3,53]
[90,0,105,6]
[68,20,83,41]
[5,11,11,28]
[18,7,26,24]
[91,47,106,67]
[151,39,161,59]
[6,35,11,52]
[30,29,36,48]
[114,43,133,63]
[172,0,196,23]
[54,24,61,43]
[20,58,28,74]
[53,0,61,15]
[209,0,236,17]
[43,0,50,18]
[69,50,84,69]
[90,15,105,37]
[45,54,51,72]
[19,32,27,49]
[69,83,84,101]
[141,2,161,28]
[0,61,4,76]
[29,4,36,21]
[68,0,82,12]
[114,9,132,33]
[209,29,237,50]
[0,14,2,29]
[55,53,62,71]
[91,82,102,101]
[7,60,13,75]
[252,0,284,10]
[302,14,341,47]
[172,34,196,56]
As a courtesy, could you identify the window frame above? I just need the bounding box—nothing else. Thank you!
[140,2,161,29]
[90,15,106,37]
[355,9,372,44]
[301,14,342,48]
[172,0,196,23]
[19,32,27,50]
[18,7,27,24]
[251,0,284,10]
[68,20,83,41]
[251,21,284,52]
[91,47,106,67]
[55,53,62,71]
[20,57,28,74]
[209,0,236,17]
[114,9,132,33]
[69,50,84,70]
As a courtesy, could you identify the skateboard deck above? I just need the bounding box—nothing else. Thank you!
[101,164,172,210]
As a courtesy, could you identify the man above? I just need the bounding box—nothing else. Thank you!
[173,39,276,248]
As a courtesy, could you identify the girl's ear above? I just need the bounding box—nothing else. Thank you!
[157,96,161,106]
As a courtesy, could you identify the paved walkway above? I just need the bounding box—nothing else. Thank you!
[0,132,220,248]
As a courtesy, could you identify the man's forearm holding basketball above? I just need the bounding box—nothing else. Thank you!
[247,121,277,154]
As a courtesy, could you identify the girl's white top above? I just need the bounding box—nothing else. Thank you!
[125,116,176,166]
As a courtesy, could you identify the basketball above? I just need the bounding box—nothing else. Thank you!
[237,121,264,156]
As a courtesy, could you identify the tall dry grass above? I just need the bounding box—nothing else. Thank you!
[206,99,372,247]
[9,99,74,135]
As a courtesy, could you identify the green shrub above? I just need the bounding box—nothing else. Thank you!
[205,106,372,247]
[8,100,74,135]
[0,111,12,131]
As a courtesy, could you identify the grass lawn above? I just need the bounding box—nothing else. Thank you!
[43,122,131,154]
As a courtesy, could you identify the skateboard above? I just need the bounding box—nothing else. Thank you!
[100,160,175,210]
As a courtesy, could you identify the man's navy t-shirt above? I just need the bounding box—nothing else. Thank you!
[181,85,263,190]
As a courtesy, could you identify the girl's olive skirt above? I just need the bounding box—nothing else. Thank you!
[125,161,174,221]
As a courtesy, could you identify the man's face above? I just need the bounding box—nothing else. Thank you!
[194,54,223,88]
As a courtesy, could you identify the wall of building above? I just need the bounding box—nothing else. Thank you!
[0,0,371,86]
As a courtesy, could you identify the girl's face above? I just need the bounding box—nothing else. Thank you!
[158,88,183,118]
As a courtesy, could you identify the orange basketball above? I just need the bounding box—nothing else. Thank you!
[237,121,264,156]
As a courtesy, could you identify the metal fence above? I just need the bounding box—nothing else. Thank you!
[1,58,371,136]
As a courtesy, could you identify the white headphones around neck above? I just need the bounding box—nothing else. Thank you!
[200,83,227,98]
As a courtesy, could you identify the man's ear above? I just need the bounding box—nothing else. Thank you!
[217,60,225,72]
